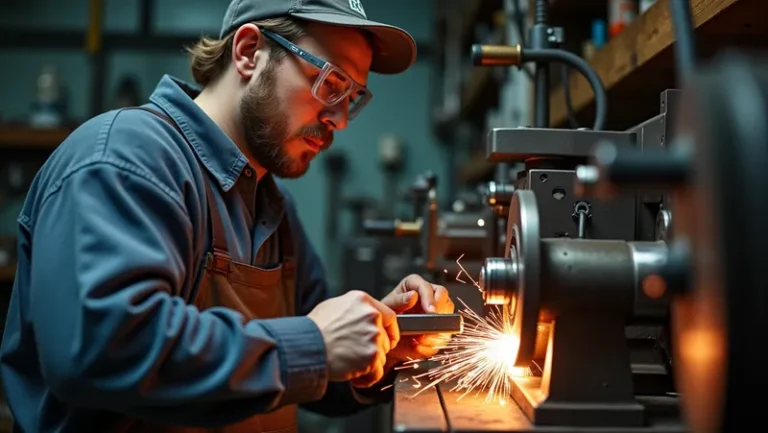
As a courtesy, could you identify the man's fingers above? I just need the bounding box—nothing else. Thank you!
[378,326,391,354]
[433,285,454,314]
[384,290,418,313]
[352,360,374,382]
[418,334,452,348]
[394,344,440,362]
[399,291,419,311]
[414,344,441,358]
[351,360,385,388]
[370,299,400,349]
[377,348,387,370]
[404,274,437,313]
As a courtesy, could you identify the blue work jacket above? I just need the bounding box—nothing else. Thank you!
[0,75,392,431]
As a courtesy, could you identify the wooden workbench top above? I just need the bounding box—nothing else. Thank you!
[393,368,552,432]
[393,370,686,433]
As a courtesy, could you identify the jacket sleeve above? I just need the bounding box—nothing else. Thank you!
[281,189,396,417]
[29,160,328,428]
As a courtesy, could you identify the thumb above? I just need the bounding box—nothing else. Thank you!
[385,291,419,313]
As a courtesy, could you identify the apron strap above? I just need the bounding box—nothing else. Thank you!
[128,107,230,268]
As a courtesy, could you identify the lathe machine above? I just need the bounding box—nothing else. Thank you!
[389,1,765,432]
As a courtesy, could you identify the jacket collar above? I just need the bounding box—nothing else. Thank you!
[148,75,248,192]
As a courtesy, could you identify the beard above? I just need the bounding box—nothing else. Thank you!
[239,62,332,179]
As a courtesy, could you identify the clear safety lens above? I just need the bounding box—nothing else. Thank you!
[312,64,371,119]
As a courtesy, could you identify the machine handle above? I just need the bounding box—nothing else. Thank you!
[397,314,464,336]
[593,142,692,186]
[471,44,522,67]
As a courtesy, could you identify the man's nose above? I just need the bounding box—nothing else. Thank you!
[320,100,349,130]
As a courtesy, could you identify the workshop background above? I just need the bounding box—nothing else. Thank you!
[1,0,764,432]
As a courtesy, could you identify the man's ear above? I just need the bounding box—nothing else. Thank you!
[231,23,269,80]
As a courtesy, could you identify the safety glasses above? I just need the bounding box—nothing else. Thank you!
[261,29,373,120]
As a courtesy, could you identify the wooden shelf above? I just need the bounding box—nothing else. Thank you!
[0,126,72,150]
[549,0,768,129]
[0,266,14,284]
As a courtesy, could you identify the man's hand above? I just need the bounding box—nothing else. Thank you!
[349,274,455,389]
[308,290,399,388]
[382,274,455,361]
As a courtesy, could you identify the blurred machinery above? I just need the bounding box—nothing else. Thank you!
[362,171,505,315]
[364,172,502,274]
[322,141,421,302]
[586,50,768,433]
[340,194,420,299]
[392,1,761,432]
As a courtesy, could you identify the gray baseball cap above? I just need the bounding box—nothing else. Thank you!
[220,0,417,74]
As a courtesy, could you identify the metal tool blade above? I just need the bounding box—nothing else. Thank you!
[396,313,463,335]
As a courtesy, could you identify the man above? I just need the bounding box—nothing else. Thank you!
[0,0,455,431]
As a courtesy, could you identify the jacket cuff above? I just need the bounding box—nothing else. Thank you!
[261,317,328,406]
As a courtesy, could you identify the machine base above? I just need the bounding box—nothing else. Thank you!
[392,371,686,433]
[510,376,645,427]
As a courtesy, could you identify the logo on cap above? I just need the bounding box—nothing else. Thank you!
[349,0,366,18]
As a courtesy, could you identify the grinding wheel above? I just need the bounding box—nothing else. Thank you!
[503,189,542,367]
[670,52,768,433]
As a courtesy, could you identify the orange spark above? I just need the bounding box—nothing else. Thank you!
[455,254,482,291]
[407,298,530,404]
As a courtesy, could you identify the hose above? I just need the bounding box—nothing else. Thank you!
[523,48,608,131]
[562,63,581,129]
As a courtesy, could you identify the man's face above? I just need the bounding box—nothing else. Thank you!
[240,23,373,179]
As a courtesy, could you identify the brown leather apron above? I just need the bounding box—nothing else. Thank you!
[126,107,299,433]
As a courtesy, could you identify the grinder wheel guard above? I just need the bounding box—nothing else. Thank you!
[503,190,542,367]
[667,53,768,433]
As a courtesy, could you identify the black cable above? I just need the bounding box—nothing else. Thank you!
[523,48,608,130]
[512,0,582,129]
[561,63,581,128]
[668,0,697,86]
